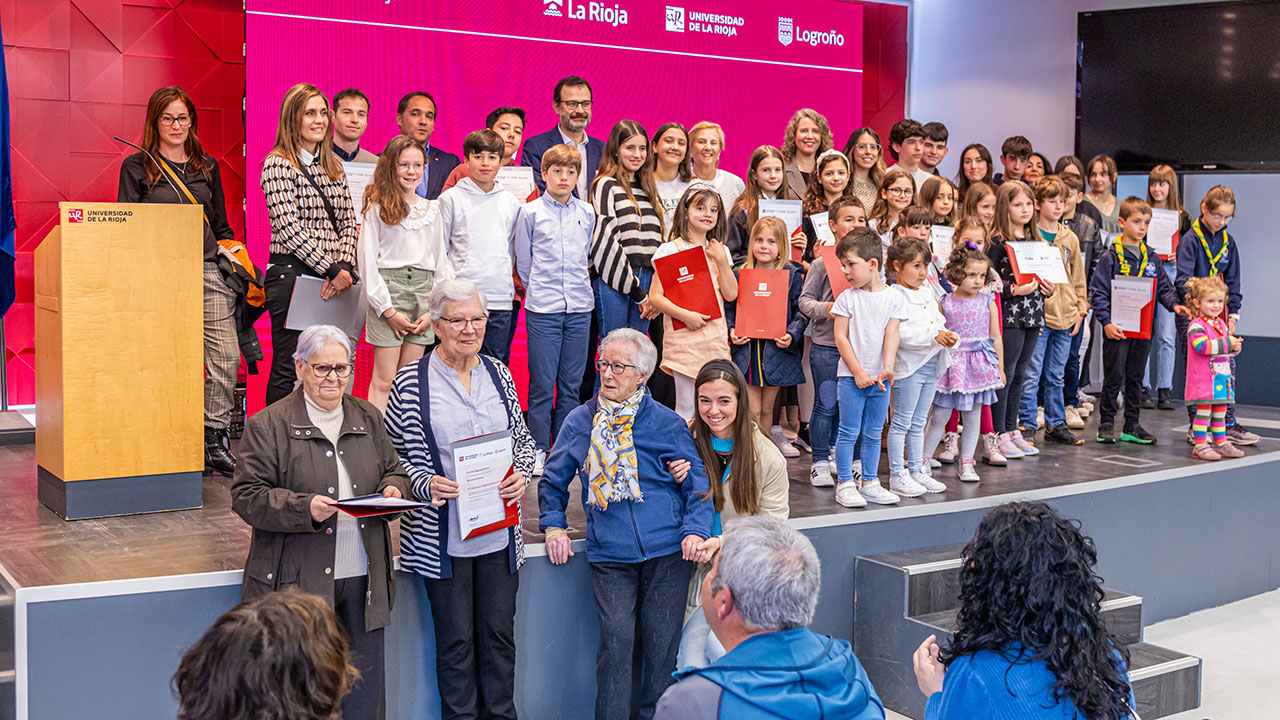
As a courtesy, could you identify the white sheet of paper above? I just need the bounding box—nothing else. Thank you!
[1110,276,1154,333]
[452,430,513,538]
[1147,208,1179,256]
[758,199,803,236]
[930,225,956,262]
[342,162,375,218]
[494,166,536,200]
[810,211,835,246]
[284,275,368,338]
[1006,241,1070,284]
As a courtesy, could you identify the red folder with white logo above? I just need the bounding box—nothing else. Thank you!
[654,245,722,331]
[736,268,789,339]
[819,245,851,298]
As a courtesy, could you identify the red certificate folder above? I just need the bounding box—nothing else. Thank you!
[736,268,788,339]
[1110,276,1156,340]
[819,245,851,298]
[653,245,722,330]
[463,465,520,539]
[333,494,430,518]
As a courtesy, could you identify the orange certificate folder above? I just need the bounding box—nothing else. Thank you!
[654,245,722,331]
[736,268,789,339]
[819,245,851,298]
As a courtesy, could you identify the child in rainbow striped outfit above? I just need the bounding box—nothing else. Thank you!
[1184,275,1244,460]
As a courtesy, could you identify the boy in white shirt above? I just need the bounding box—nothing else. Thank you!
[831,227,909,507]
[439,129,523,363]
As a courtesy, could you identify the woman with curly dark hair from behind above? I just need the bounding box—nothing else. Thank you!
[912,501,1136,719]
[173,588,358,720]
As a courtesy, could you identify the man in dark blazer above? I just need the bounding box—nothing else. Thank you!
[393,91,459,200]
[521,76,603,199]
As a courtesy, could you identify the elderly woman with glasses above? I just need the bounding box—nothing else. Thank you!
[231,324,411,720]
[384,277,536,720]
[539,328,714,720]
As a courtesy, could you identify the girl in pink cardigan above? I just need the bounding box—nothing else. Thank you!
[1185,276,1244,460]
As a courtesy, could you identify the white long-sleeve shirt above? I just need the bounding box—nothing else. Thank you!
[893,283,951,378]
[357,198,453,316]
[439,177,523,310]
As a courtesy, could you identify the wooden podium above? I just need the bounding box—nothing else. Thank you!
[34,202,205,519]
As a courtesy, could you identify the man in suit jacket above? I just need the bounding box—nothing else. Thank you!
[394,91,459,200]
[521,75,602,200]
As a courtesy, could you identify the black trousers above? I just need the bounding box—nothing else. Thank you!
[263,262,308,407]
[1101,336,1152,430]
[334,575,386,720]
[590,552,693,720]
[424,550,519,720]
[992,326,1040,433]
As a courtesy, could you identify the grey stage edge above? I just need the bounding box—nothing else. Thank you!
[13,453,1280,719]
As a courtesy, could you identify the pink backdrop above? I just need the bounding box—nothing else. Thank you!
[244,0,906,411]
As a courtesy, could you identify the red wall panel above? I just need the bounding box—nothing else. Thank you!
[2,0,245,405]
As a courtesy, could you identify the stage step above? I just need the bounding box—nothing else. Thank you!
[854,545,1201,719]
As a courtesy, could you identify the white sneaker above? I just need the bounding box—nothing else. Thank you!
[533,450,547,476]
[912,467,947,493]
[1065,406,1085,429]
[771,426,800,458]
[1011,429,1040,456]
[937,432,960,464]
[958,459,981,482]
[859,480,901,505]
[1036,406,1045,430]
[835,481,867,508]
[848,459,863,484]
[1078,402,1093,418]
[809,463,835,488]
[890,470,927,497]
[929,458,942,469]
[828,460,837,476]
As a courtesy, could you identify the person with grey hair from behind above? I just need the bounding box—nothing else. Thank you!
[654,516,886,720]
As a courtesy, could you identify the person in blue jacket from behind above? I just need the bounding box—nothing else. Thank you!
[653,516,886,720]
[913,501,1136,720]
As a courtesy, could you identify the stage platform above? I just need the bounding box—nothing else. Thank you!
[3,404,1280,719]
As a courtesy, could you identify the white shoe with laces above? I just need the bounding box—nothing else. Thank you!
[890,470,927,498]
[858,480,901,505]
[912,467,947,494]
[771,426,800,458]
[835,482,867,508]
[809,463,835,488]
[533,450,547,476]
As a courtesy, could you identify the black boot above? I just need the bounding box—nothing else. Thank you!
[204,426,236,477]
[1157,388,1175,410]
[1140,387,1155,409]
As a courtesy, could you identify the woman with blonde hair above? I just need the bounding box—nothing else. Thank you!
[688,121,746,213]
[781,108,834,200]
[261,83,359,406]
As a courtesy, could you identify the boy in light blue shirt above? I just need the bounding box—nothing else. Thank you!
[514,144,597,470]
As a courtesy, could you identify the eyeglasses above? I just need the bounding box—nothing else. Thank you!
[596,359,637,376]
[441,316,488,331]
[159,115,192,127]
[559,100,593,110]
[308,362,352,379]
[1209,212,1234,224]
[397,162,425,171]
[854,143,880,153]
[886,187,914,197]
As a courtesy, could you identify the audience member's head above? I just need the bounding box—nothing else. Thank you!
[703,516,821,643]
[174,588,358,720]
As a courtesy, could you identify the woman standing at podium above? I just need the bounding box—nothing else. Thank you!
[261,83,359,407]
[117,85,239,477]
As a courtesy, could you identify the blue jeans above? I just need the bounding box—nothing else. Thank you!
[836,378,890,484]
[1022,327,1073,428]
[1019,328,1048,429]
[525,311,591,452]
[808,344,842,463]
[594,267,653,341]
[888,356,941,476]
[1065,317,1087,407]
[481,308,516,366]
[1145,264,1177,390]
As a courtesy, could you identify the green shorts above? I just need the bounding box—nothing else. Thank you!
[365,267,436,347]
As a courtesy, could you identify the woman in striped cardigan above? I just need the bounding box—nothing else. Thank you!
[384,278,536,720]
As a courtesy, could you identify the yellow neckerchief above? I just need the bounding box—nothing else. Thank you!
[1114,237,1148,277]
[1191,218,1229,276]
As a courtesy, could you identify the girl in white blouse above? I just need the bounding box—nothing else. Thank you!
[358,135,454,412]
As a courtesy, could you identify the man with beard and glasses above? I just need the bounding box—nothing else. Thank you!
[521,75,603,199]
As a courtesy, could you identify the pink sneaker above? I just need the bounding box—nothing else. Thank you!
[1213,441,1245,458]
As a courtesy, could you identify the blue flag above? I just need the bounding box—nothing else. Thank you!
[0,22,16,319]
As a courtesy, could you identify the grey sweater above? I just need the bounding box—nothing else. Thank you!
[799,256,838,347]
